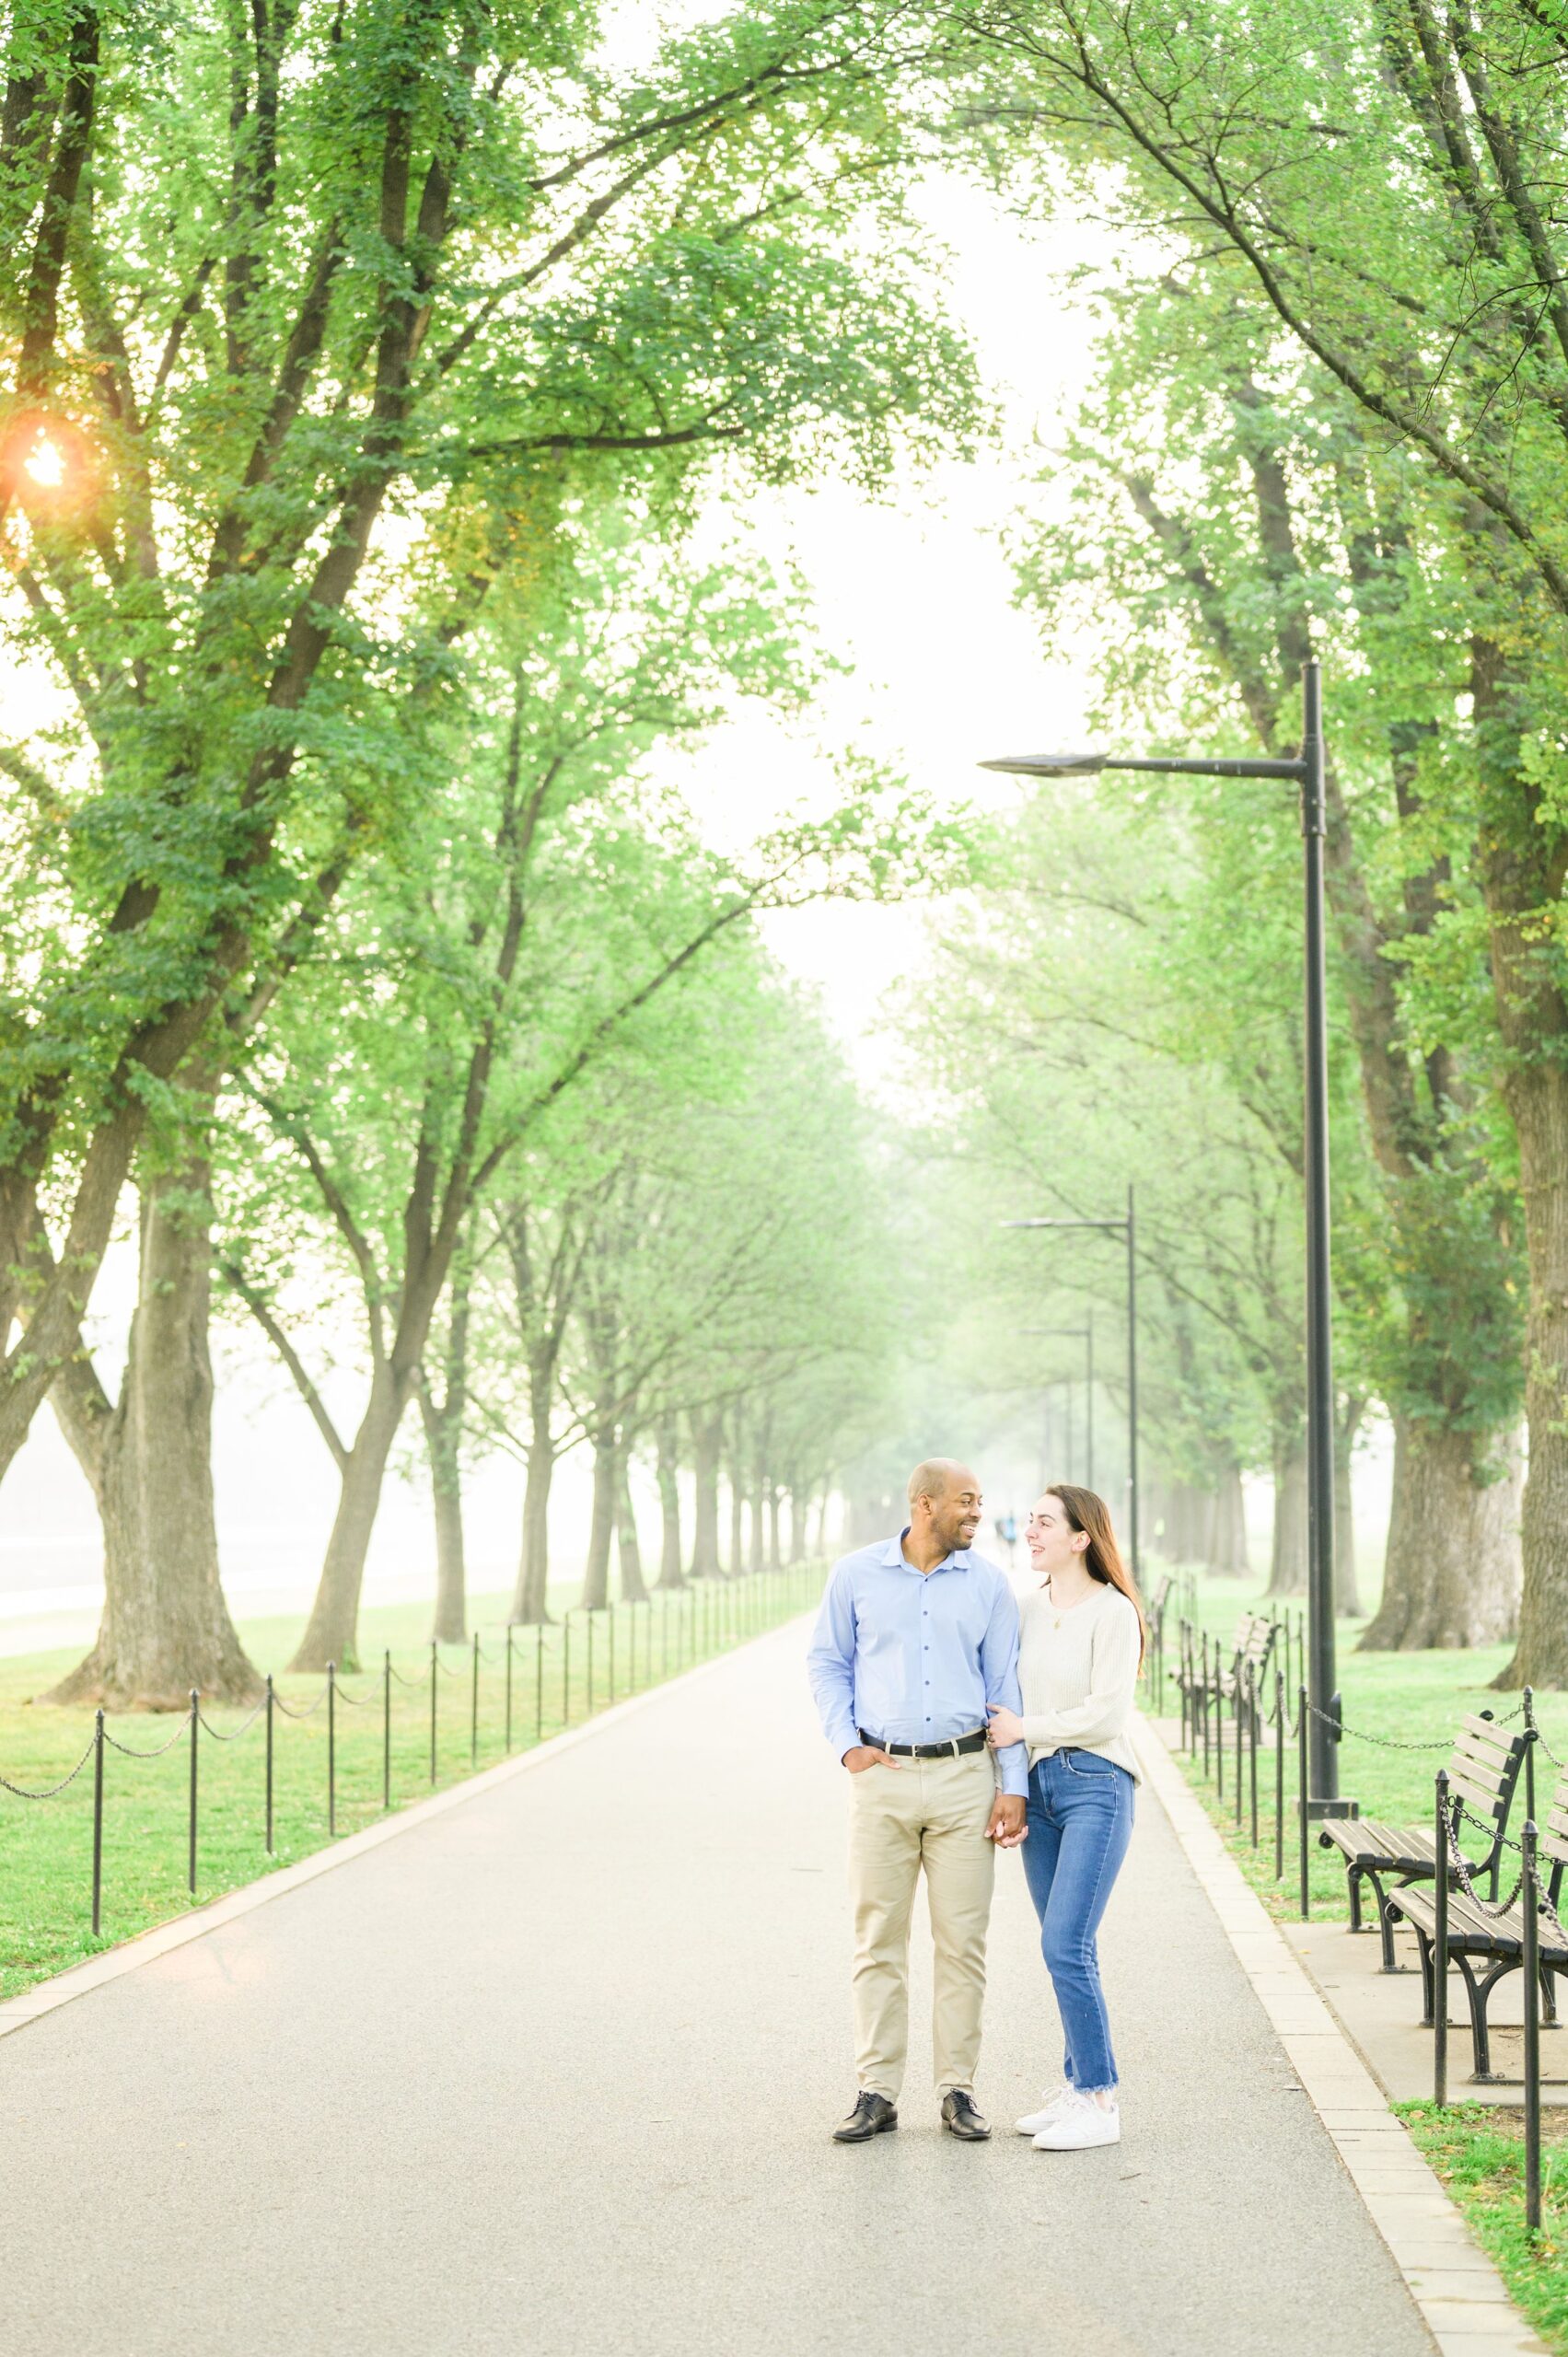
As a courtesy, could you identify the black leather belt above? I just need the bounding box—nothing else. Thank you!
[858,1728,987,1759]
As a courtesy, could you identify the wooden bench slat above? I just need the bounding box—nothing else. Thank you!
[1452,1744,1508,1791]
[1448,1769,1512,1820]
[1452,1724,1518,1762]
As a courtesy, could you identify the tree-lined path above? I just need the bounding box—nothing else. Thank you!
[1,1623,1434,2357]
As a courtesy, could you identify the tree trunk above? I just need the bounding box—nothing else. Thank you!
[728,1465,743,1578]
[1472,641,1568,1688]
[420,1247,472,1644]
[616,1454,647,1602]
[1266,1433,1308,1597]
[689,1414,721,1578]
[786,1488,805,1564]
[46,1163,261,1710]
[582,1426,616,1609]
[510,1353,558,1624]
[421,1389,467,1644]
[1334,1399,1363,1619]
[1212,1466,1250,1577]
[656,1423,684,1587]
[811,1486,832,1559]
[288,1364,410,1672]
[1361,1415,1523,1651]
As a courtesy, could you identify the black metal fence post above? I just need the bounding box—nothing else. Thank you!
[265,1674,274,1854]
[91,1708,104,1935]
[470,1629,480,1766]
[1523,1817,1542,2234]
[429,1640,438,1784]
[505,1627,514,1755]
[1434,1768,1450,2105]
[1273,1669,1284,1881]
[1297,1686,1309,1920]
[1524,1686,1537,1825]
[187,1688,199,1895]
[327,1662,337,1835]
[1232,1664,1241,1820]
[383,1651,391,1810]
[1202,1635,1212,1778]
[1248,1664,1259,1848]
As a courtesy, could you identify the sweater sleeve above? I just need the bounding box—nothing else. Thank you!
[1019,1596,1141,1750]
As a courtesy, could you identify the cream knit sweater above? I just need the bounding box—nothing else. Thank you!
[1016,1580,1142,1783]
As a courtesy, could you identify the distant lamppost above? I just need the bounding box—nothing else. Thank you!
[982,658,1345,1807]
[1025,1314,1095,1486]
[1004,1190,1137,1581]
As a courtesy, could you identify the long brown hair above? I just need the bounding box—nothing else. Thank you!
[1046,1483,1147,1665]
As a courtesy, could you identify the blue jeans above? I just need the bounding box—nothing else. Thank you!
[1021,1750,1134,2092]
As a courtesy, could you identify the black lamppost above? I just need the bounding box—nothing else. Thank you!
[1004,1189,1137,1581]
[1025,1315,1095,1486]
[982,658,1343,1806]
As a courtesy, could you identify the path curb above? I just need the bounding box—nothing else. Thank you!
[1133,1712,1549,2357]
[0,1632,759,2047]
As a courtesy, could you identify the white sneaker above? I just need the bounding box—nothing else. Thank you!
[1033,2089,1121,2150]
[1015,2086,1072,2136]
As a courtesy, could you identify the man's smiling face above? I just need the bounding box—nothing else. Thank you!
[931,1469,983,1556]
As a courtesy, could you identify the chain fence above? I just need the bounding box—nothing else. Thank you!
[0,1561,819,1946]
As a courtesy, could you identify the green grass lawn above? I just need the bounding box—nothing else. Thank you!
[1155,1564,1568,2351]
[0,1566,815,2003]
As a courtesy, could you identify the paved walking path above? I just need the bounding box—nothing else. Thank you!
[3,1621,1443,2356]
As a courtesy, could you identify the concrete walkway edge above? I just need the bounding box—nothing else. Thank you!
[1133,1713,1548,2357]
[0,1635,748,2046]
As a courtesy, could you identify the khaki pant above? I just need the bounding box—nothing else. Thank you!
[847,1747,997,2101]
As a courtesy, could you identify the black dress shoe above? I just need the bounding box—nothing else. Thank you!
[833,2092,899,2142]
[941,2089,991,2141]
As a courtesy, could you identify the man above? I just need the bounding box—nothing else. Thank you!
[807,1459,1028,2144]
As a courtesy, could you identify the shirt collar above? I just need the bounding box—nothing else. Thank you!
[883,1527,967,1574]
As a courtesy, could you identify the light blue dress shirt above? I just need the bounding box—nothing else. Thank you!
[807,1533,1028,1798]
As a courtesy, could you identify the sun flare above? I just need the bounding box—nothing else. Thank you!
[23,433,66,490]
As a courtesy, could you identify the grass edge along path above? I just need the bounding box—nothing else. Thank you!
[0,1564,820,2003]
[1161,1566,1568,2357]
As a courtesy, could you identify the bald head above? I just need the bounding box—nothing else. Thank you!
[904,1458,984,1567]
[908,1457,971,1511]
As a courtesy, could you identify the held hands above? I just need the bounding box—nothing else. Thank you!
[984,1707,1028,1847]
[985,1793,1027,1848]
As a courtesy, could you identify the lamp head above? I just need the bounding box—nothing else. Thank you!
[979,752,1108,777]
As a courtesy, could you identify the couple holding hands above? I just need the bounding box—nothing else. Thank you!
[807,1459,1144,2153]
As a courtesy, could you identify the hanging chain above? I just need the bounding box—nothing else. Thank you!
[102,1718,190,1758]
[195,1697,270,1741]
[0,1736,98,1798]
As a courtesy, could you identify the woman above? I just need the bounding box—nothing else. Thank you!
[986,1483,1144,2153]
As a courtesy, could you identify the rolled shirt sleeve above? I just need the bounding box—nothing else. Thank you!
[807,1563,861,1764]
[981,1573,1028,1798]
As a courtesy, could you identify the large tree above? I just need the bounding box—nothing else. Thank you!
[1008,282,1527,1644]
[956,0,1568,1677]
[0,0,978,1494]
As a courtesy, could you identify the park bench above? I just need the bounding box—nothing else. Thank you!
[1173,1609,1278,1750]
[1318,1715,1529,1972]
[1382,1764,1568,2083]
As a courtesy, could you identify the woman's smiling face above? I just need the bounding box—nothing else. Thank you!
[1026,1492,1090,1580]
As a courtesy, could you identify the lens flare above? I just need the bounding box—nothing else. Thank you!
[23,434,66,490]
